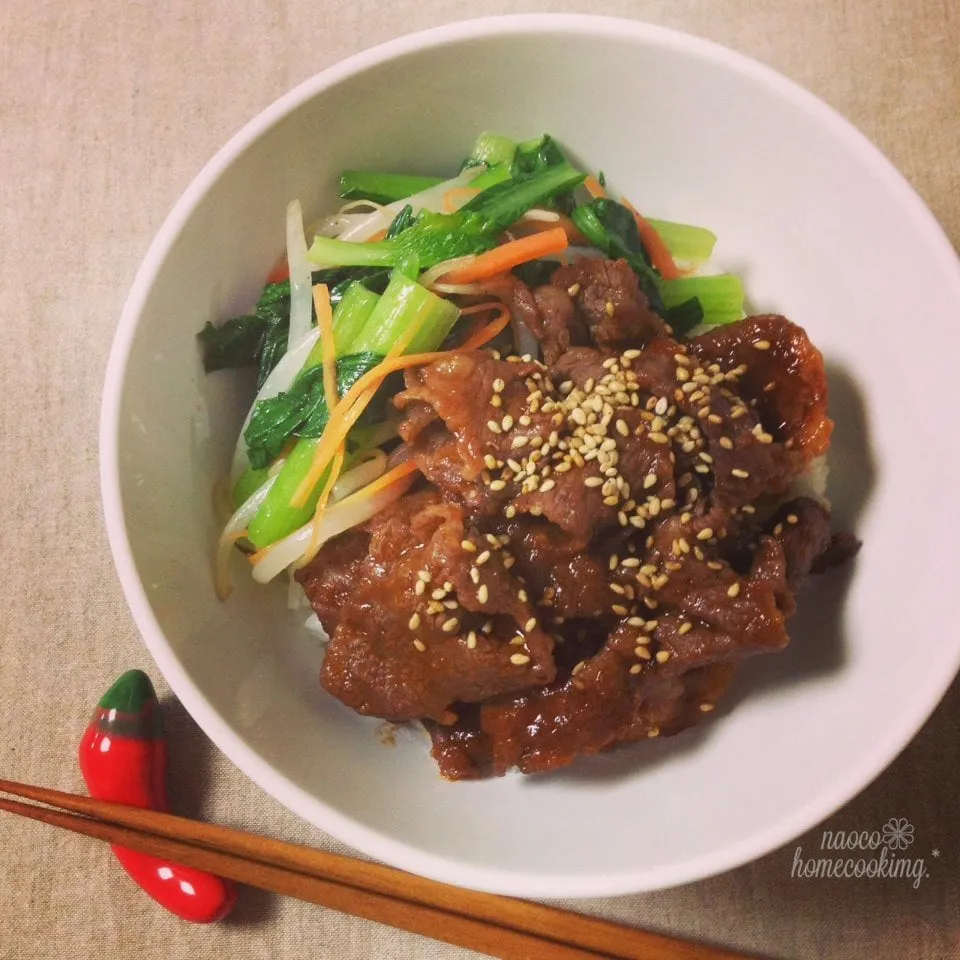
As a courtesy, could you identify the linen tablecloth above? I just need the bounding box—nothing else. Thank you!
[1,2,958,957]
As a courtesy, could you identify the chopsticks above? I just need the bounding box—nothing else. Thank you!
[0,778,760,960]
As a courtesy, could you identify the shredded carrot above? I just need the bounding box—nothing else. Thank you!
[620,198,683,280]
[266,259,290,284]
[583,175,607,199]
[290,307,510,509]
[458,303,511,349]
[312,284,338,413]
[439,228,568,285]
[441,187,480,213]
[343,458,420,503]
[290,304,433,508]
[507,212,587,245]
[366,229,388,243]
[304,443,346,560]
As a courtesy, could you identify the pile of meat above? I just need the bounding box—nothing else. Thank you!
[297,258,856,779]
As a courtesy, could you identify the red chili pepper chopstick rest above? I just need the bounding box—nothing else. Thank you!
[78,669,237,923]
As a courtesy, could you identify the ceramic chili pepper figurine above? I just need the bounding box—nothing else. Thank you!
[78,669,236,922]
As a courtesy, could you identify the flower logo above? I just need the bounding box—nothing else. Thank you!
[883,817,915,850]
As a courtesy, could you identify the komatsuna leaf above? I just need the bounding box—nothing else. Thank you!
[243,352,383,469]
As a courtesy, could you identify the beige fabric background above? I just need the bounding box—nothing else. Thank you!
[1,2,958,958]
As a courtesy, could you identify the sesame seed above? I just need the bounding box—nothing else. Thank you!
[630,663,643,674]
[615,419,630,437]
[635,646,652,660]
[442,617,460,633]
[622,557,640,568]
[540,478,556,493]
[656,650,671,664]
[584,476,603,488]
[487,420,502,434]
[510,653,531,665]
[461,539,476,553]
[654,396,669,415]
[675,366,690,382]
[731,468,750,478]
[466,631,478,649]
[611,604,629,616]
[492,377,505,393]
[644,620,658,632]
[413,639,426,652]
[489,479,507,492]
[431,588,446,600]
[719,437,734,450]
[605,301,616,317]
[708,413,723,425]
[490,394,502,408]
[477,584,489,604]
[787,513,799,524]
[699,702,715,712]
[469,567,481,585]
[649,432,669,444]
[524,617,537,632]
[727,582,741,598]
[697,528,714,541]
[610,583,626,595]
[699,451,713,464]
[443,599,459,611]
[678,621,693,636]
[647,727,660,738]
[511,436,529,450]
[418,570,432,583]
[408,613,421,630]
[753,339,772,350]
[567,283,581,296]
[742,504,756,514]
[504,504,517,519]
[414,580,425,596]
[510,635,526,646]
[572,660,586,675]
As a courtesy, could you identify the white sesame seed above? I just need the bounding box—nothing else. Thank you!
[611,604,629,616]
[524,617,537,632]
[442,617,459,633]
[413,639,426,652]
[678,621,693,636]
[731,468,750,478]
[605,301,616,317]
[753,339,771,350]
[630,663,643,674]
[510,653,531,665]
[699,702,715,712]
[727,582,741,598]
[567,283,581,296]
[487,420,502,434]
[408,613,421,630]
[656,650,671,664]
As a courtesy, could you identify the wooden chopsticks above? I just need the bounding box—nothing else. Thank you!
[0,778,760,960]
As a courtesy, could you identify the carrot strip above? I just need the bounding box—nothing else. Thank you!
[620,198,683,280]
[305,444,345,560]
[441,187,480,213]
[458,303,511,350]
[583,175,607,199]
[266,259,290,284]
[312,284,338,414]
[290,306,434,509]
[507,213,587,245]
[366,229,388,243]
[439,228,568,285]
[343,458,420,503]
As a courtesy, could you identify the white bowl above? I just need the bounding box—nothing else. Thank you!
[100,15,960,897]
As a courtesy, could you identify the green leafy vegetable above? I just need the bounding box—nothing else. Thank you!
[645,219,717,264]
[308,162,586,271]
[339,171,443,205]
[386,204,415,238]
[571,199,666,313]
[664,297,705,337]
[660,275,745,327]
[198,315,272,374]
[243,353,382,470]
